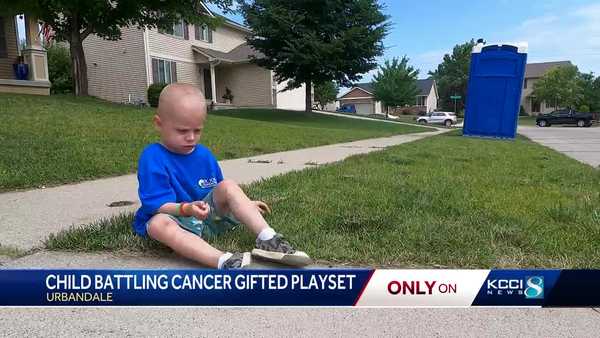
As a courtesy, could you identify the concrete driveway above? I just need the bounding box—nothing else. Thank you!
[518,125,600,167]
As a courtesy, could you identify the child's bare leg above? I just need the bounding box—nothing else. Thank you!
[212,179,270,235]
[212,179,312,266]
[146,214,223,268]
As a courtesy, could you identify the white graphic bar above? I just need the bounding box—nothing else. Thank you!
[355,270,490,307]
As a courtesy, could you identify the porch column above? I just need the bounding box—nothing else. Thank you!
[22,15,49,82]
[210,63,217,103]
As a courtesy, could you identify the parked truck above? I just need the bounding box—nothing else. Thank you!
[536,109,597,127]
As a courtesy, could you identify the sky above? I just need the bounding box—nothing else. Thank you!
[212,0,600,85]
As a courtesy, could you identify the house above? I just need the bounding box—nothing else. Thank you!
[82,5,305,110]
[521,61,572,115]
[0,14,50,95]
[337,79,438,115]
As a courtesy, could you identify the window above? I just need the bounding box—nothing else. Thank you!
[194,24,212,43]
[0,17,7,58]
[523,79,527,89]
[152,58,177,84]
[416,95,427,106]
[159,19,187,39]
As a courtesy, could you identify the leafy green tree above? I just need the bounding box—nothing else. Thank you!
[578,72,600,112]
[532,64,582,109]
[428,39,475,110]
[46,43,73,94]
[372,56,419,118]
[313,81,339,110]
[242,0,388,112]
[2,0,234,96]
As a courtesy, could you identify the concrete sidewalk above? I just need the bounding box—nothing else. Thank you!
[0,129,444,251]
[518,125,600,167]
[1,307,599,336]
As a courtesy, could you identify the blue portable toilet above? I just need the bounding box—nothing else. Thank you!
[463,42,527,139]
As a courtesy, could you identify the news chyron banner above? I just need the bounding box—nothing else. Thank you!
[1,269,599,307]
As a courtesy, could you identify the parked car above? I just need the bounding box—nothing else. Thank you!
[416,111,457,127]
[336,104,356,114]
[536,109,596,127]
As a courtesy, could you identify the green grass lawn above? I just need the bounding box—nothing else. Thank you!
[0,94,429,192]
[46,131,600,268]
[518,116,538,126]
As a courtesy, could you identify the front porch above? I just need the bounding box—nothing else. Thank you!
[0,14,50,95]
[523,95,555,116]
[192,44,273,108]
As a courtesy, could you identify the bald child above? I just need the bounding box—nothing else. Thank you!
[133,83,311,268]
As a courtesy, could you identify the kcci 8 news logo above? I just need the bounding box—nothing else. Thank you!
[486,276,544,299]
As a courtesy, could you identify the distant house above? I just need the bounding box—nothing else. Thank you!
[337,79,438,116]
[82,4,305,110]
[0,14,50,95]
[521,61,572,115]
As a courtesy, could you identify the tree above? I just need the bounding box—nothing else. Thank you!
[372,56,419,118]
[2,1,233,96]
[429,40,475,111]
[578,72,600,112]
[242,0,388,112]
[313,81,339,110]
[532,64,583,110]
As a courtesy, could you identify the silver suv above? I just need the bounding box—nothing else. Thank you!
[416,112,457,127]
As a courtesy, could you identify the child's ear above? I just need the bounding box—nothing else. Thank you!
[153,114,161,129]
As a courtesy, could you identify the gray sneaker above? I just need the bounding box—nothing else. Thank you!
[221,252,252,269]
[255,234,296,254]
[252,234,312,267]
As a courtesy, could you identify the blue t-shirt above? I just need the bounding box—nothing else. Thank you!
[133,143,223,236]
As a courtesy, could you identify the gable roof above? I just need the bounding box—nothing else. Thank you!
[349,79,435,97]
[199,2,253,33]
[525,61,572,78]
[416,78,435,96]
[192,42,264,63]
[216,14,253,33]
[354,82,374,94]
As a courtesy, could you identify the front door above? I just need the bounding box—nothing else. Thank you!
[203,68,212,100]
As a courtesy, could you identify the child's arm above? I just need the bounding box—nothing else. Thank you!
[157,201,210,220]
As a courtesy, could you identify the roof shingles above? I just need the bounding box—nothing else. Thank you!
[525,61,572,78]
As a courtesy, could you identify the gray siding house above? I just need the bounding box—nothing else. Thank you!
[521,61,572,115]
[82,7,305,110]
[0,14,50,95]
[337,79,438,115]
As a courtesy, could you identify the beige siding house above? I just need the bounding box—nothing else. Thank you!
[0,14,50,95]
[338,79,438,116]
[521,61,572,115]
[83,8,305,109]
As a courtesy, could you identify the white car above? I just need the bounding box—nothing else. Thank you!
[416,112,457,127]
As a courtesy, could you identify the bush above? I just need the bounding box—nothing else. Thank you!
[147,83,168,107]
[46,44,73,94]
[578,105,590,112]
[519,105,528,116]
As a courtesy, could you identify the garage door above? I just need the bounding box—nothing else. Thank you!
[354,103,374,115]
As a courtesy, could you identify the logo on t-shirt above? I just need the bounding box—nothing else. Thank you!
[198,177,218,189]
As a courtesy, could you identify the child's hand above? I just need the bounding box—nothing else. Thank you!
[253,200,271,215]
[183,201,211,220]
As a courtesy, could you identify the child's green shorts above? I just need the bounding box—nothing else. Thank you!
[147,190,239,238]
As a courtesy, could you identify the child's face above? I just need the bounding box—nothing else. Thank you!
[154,85,207,154]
